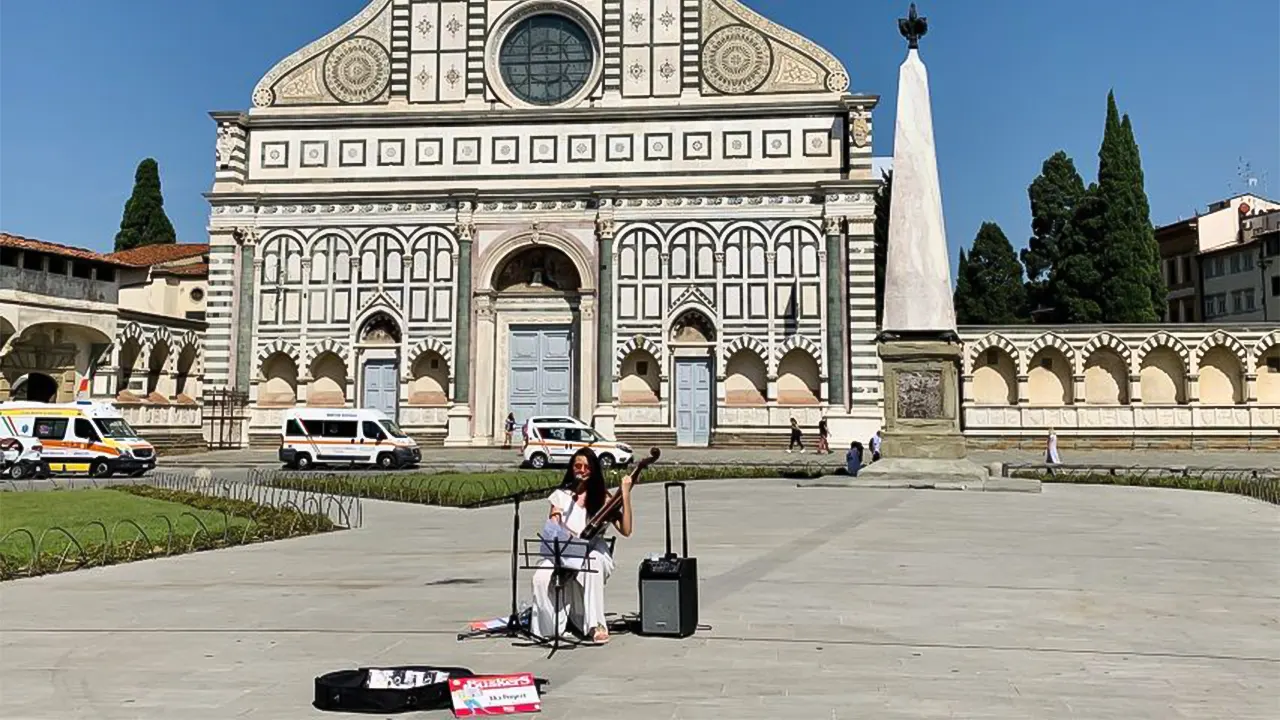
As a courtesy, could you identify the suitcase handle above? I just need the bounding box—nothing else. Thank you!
[664,481,688,559]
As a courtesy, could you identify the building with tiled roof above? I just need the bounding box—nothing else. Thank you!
[1,232,206,451]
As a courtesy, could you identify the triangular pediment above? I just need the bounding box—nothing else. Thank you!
[249,0,850,112]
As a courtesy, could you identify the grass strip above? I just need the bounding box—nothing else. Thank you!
[1017,471,1280,505]
[0,486,338,580]
[263,464,836,508]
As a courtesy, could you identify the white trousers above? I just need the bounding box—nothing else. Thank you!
[530,549,614,638]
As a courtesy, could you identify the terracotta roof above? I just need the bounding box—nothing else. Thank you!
[156,262,208,278]
[108,243,209,267]
[0,232,124,265]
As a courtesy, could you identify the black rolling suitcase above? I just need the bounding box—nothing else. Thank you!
[637,482,698,638]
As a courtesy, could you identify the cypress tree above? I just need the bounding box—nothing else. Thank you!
[1023,151,1087,319]
[114,158,177,251]
[1093,92,1160,323]
[1052,183,1107,323]
[872,169,892,327]
[1122,113,1167,316]
[953,248,973,323]
[954,222,1028,325]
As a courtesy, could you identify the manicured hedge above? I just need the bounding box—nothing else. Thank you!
[262,463,835,508]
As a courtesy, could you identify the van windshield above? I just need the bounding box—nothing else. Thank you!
[380,420,408,439]
[95,417,140,440]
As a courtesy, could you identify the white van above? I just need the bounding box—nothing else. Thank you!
[522,419,634,470]
[279,408,421,470]
[0,401,156,477]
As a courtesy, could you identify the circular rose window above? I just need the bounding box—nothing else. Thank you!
[498,14,594,106]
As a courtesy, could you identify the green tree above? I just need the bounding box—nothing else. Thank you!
[1121,113,1167,316]
[1023,151,1087,317]
[114,158,177,251]
[872,169,892,326]
[1093,92,1162,323]
[954,222,1028,325]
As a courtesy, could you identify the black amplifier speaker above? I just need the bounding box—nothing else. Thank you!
[637,482,698,638]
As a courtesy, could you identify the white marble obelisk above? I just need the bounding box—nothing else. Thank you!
[881,47,957,336]
[796,4,1041,492]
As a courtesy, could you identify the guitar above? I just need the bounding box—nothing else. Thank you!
[579,447,661,541]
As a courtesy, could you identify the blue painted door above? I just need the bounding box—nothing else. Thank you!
[362,360,399,419]
[675,358,712,446]
[509,327,574,426]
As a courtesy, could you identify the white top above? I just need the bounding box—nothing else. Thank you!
[548,488,610,555]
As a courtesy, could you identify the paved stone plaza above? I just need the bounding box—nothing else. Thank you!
[2,480,1277,719]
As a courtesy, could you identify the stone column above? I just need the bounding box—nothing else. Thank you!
[1128,375,1143,405]
[592,210,618,437]
[823,215,847,410]
[1072,375,1086,405]
[1016,375,1030,405]
[1245,373,1258,404]
[445,213,475,446]
[232,228,260,394]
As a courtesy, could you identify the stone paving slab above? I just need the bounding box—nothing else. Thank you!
[1,479,1277,719]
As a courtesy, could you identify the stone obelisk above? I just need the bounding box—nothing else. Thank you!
[858,5,1033,490]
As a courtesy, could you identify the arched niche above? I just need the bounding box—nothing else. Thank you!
[618,348,660,404]
[1083,349,1129,405]
[724,350,767,406]
[1027,347,1073,405]
[1140,347,1186,404]
[972,347,1017,405]
[1198,347,1243,405]
[409,351,450,405]
[308,352,348,407]
[777,348,820,405]
[260,352,298,407]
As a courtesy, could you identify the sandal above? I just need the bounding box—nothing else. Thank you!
[591,626,610,644]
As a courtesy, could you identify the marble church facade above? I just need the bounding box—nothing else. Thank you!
[205,0,883,447]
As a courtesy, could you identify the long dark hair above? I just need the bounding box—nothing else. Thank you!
[560,447,607,518]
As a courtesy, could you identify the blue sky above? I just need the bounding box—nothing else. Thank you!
[2,0,1277,271]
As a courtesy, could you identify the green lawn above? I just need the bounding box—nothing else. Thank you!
[0,489,252,569]
[265,463,837,508]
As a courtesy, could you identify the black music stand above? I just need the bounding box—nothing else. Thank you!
[455,494,604,658]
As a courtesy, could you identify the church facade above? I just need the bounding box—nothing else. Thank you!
[205,0,882,447]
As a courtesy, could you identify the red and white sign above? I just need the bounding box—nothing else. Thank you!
[449,674,541,717]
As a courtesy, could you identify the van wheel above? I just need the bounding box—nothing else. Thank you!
[529,453,548,470]
[91,459,113,478]
[598,453,615,470]
[6,464,28,480]
[294,453,313,471]
[377,452,399,470]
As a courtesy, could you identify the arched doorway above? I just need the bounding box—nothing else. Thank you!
[10,373,58,403]
[356,311,402,418]
[475,232,597,443]
[669,308,717,446]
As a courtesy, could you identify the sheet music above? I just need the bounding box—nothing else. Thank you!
[366,669,448,689]
[539,519,591,567]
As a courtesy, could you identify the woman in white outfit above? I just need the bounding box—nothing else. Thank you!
[530,448,634,644]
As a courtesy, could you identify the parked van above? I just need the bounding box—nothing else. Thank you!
[0,401,157,477]
[522,419,634,470]
[279,408,421,470]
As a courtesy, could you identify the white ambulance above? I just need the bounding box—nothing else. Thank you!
[278,408,421,470]
[0,401,157,477]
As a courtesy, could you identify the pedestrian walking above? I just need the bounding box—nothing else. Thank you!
[816,417,830,454]
[787,418,805,453]
[504,412,516,449]
[869,431,882,463]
